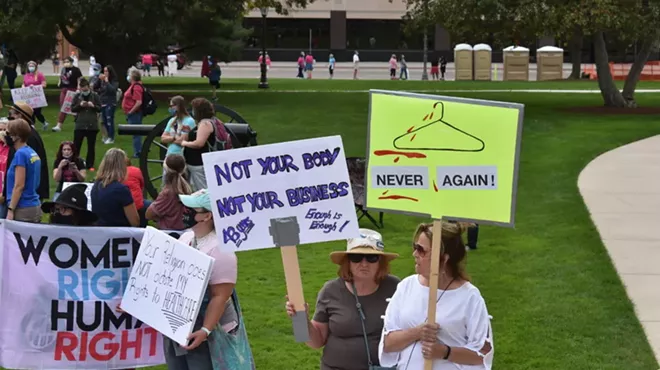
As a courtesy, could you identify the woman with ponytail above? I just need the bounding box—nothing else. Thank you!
[145,154,192,230]
[379,222,494,370]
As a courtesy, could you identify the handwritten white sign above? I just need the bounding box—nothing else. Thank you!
[62,182,93,211]
[202,135,359,252]
[10,86,47,108]
[121,227,213,346]
[60,90,77,115]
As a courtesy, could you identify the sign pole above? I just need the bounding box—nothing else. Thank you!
[269,216,310,343]
[424,219,443,370]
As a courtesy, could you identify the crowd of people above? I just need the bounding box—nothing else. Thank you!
[0,80,249,368]
[0,52,492,370]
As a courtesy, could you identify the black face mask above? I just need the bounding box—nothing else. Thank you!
[51,212,75,225]
[182,207,199,229]
[4,135,15,148]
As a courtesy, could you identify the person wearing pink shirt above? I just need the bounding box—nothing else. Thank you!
[167,189,256,369]
[389,54,398,80]
[297,52,305,78]
[0,119,10,218]
[141,53,153,77]
[22,61,49,130]
[305,53,314,79]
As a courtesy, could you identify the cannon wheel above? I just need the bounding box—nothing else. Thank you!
[140,104,249,200]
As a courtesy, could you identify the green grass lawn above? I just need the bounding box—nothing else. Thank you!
[1,80,659,370]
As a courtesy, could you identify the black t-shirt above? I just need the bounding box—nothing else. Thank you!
[183,123,216,166]
[53,157,86,193]
[60,67,83,89]
[431,60,439,67]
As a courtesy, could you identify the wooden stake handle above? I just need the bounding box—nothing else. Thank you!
[424,219,443,370]
[280,245,309,342]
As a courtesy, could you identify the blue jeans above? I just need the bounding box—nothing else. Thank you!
[102,105,116,140]
[140,199,152,228]
[0,203,7,219]
[400,68,408,80]
[127,112,143,157]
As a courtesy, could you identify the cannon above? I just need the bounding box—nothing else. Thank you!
[118,104,258,199]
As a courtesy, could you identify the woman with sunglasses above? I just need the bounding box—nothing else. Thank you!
[379,222,494,370]
[285,229,399,370]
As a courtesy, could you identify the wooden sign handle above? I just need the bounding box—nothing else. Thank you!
[425,219,443,370]
[280,245,310,343]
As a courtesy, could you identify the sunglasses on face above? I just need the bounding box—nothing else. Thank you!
[412,243,428,256]
[347,254,380,264]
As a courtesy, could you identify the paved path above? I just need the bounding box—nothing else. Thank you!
[40,60,582,81]
[579,135,660,363]
[150,88,660,94]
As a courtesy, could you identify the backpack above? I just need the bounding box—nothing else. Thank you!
[130,84,157,116]
[205,117,234,152]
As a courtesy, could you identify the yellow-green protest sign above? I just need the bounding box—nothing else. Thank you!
[365,90,524,226]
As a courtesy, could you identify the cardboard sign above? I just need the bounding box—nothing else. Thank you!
[10,86,47,108]
[121,227,213,347]
[202,135,360,252]
[365,90,524,226]
[60,90,77,115]
[62,182,93,211]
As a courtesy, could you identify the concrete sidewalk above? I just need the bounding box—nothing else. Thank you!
[579,135,660,363]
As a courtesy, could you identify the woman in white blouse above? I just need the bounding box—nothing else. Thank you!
[379,222,493,370]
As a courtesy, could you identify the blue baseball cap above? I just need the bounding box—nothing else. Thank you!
[179,189,213,212]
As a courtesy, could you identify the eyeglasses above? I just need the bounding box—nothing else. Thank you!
[347,254,380,264]
[412,243,428,256]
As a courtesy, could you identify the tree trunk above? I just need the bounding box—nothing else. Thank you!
[593,31,627,107]
[621,36,659,106]
[568,28,583,79]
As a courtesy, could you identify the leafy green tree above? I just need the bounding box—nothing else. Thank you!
[0,1,59,67]
[0,0,316,85]
[404,0,660,107]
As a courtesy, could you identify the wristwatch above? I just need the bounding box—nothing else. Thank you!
[200,327,212,337]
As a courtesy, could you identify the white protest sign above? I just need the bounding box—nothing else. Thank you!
[60,90,77,115]
[202,135,360,252]
[10,86,47,108]
[121,227,214,346]
[62,182,93,211]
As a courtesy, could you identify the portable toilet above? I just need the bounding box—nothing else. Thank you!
[503,45,530,81]
[473,43,492,81]
[536,46,564,81]
[454,43,474,80]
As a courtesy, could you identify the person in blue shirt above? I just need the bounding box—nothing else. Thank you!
[161,95,196,157]
[207,59,221,101]
[5,118,42,222]
[161,95,196,186]
[328,54,336,79]
[91,148,140,227]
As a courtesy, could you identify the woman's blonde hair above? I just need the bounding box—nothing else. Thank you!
[413,221,473,281]
[96,148,128,187]
[163,154,192,195]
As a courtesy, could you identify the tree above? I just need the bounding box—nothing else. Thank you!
[405,0,660,107]
[540,0,660,107]
[0,1,60,67]
[0,0,317,86]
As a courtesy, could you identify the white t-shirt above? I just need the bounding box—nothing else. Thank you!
[167,54,177,63]
[379,275,493,370]
[353,54,360,68]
